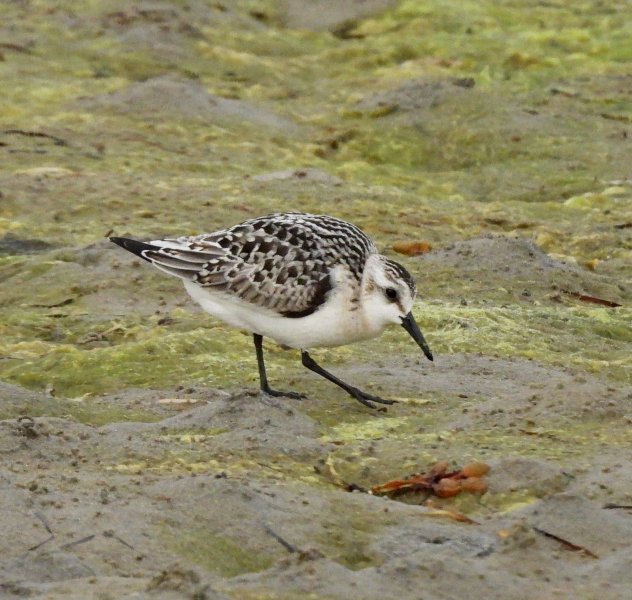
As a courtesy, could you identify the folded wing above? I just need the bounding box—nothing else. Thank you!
[111,229,333,318]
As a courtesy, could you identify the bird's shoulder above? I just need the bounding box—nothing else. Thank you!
[205,212,376,268]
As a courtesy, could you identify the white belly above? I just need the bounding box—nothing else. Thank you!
[183,280,385,349]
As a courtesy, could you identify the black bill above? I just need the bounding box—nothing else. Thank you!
[401,312,433,361]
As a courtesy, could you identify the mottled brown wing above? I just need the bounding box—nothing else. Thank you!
[143,213,375,317]
[193,225,334,317]
[143,231,332,317]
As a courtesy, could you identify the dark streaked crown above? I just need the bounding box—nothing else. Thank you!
[381,258,417,297]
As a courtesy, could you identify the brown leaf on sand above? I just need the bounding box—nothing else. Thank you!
[323,457,489,522]
[370,461,490,498]
[392,240,433,256]
[561,289,621,308]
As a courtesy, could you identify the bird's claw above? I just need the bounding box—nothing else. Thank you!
[261,387,306,400]
[349,388,396,409]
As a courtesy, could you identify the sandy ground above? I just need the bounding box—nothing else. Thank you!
[1,354,632,599]
[1,249,631,600]
[1,0,631,599]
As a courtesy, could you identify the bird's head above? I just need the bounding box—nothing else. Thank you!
[362,255,433,361]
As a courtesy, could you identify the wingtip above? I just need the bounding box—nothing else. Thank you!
[109,236,155,261]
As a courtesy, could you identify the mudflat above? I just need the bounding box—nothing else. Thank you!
[0,1,630,598]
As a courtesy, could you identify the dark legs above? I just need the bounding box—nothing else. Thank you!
[253,334,395,409]
[301,351,395,409]
[253,334,304,399]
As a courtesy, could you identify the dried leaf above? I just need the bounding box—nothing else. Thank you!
[433,478,462,497]
[370,461,490,499]
[392,240,433,256]
[461,477,488,494]
[461,462,490,478]
[561,289,621,308]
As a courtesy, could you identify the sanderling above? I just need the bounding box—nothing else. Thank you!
[111,212,433,408]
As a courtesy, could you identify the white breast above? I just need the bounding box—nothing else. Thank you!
[182,267,385,350]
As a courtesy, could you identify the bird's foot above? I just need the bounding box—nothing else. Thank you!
[261,385,306,400]
[348,388,396,410]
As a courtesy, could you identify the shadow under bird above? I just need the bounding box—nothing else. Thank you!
[110,212,433,409]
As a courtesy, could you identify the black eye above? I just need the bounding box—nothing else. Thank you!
[385,287,398,301]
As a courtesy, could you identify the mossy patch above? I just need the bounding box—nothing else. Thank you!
[160,527,275,578]
[0,392,158,426]
[314,503,383,569]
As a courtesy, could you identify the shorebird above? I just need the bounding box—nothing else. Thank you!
[110,212,433,408]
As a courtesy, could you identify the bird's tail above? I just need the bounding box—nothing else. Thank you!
[109,237,158,262]
[109,236,225,281]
